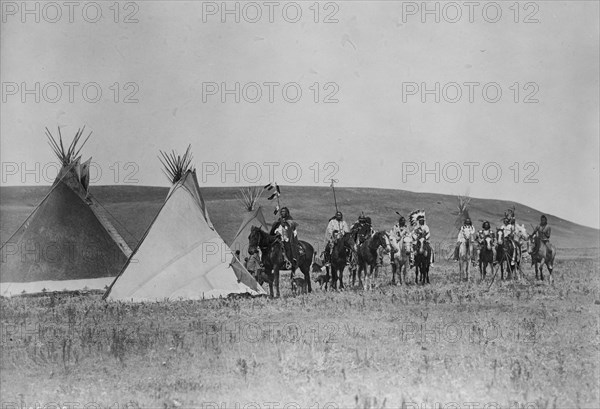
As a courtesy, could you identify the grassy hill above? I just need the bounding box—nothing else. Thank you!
[1,185,598,254]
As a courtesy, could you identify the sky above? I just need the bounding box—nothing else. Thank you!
[1,1,599,228]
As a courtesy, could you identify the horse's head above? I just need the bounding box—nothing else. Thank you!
[496,228,504,243]
[484,236,493,251]
[402,236,413,252]
[343,232,359,254]
[528,231,540,254]
[248,226,264,253]
[415,236,427,254]
[375,231,391,253]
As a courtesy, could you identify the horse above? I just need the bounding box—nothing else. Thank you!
[326,232,358,290]
[390,235,412,285]
[457,230,474,282]
[478,236,495,281]
[496,229,513,280]
[529,232,556,283]
[248,226,314,298]
[414,236,432,285]
[354,231,390,290]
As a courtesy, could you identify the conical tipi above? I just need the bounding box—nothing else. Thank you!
[0,127,132,296]
[103,147,266,301]
[230,187,270,258]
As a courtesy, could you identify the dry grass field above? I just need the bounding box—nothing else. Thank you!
[1,186,599,408]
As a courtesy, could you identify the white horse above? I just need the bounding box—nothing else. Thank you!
[389,234,412,285]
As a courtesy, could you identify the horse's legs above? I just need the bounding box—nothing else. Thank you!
[391,259,397,285]
[330,265,337,290]
[265,267,274,297]
[273,267,281,298]
[415,262,419,284]
[302,267,311,294]
[339,265,345,289]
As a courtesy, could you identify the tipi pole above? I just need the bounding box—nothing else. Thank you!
[330,179,339,212]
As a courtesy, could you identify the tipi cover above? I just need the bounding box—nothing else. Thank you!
[230,206,269,258]
[1,140,131,297]
[104,170,266,301]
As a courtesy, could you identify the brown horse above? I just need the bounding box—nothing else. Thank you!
[354,231,390,290]
[326,232,358,290]
[248,226,314,298]
[529,233,556,283]
[414,237,432,285]
[478,235,495,281]
[496,229,521,280]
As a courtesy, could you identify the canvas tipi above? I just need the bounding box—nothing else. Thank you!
[229,187,270,258]
[103,147,266,301]
[0,127,132,297]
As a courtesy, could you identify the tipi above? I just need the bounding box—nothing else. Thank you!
[103,147,266,301]
[0,127,132,296]
[229,187,270,258]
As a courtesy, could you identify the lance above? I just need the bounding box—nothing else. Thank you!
[329,179,339,212]
[265,182,282,215]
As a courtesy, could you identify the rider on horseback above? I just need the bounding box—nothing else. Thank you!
[532,215,552,248]
[322,211,350,265]
[500,215,519,264]
[391,216,411,242]
[270,206,299,269]
[500,216,515,239]
[478,221,495,244]
[454,218,476,263]
[477,220,496,261]
[351,214,374,245]
[411,213,430,267]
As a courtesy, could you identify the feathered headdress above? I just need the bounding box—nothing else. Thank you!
[409,209,426,227]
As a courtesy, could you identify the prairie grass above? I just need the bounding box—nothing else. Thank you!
[1,250,598,408]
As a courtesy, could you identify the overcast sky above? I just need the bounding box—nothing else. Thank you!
[1,1,598,228]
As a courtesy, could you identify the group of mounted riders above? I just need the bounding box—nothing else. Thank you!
[452,209,555,282]
[245,205,556,297]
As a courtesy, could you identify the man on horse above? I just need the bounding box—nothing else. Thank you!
[529,214,556,282]
[270,206,299,269]
[391,216,411,243]
[478,221,495,247]
[499,216,515,240]
[322,210,350,265]
[411,213,430,266]
[533,215,552,245]
[351,214,374,245]
[500,214,521,266]
[454,218,476,262]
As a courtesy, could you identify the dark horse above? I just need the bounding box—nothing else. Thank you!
[496,229,521,280]
[353,231,390,290]
[529,232,556,283]
[414,237,432,284]
[326,232,358,290]
[478,235,495,281]
[248,226,314,297]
